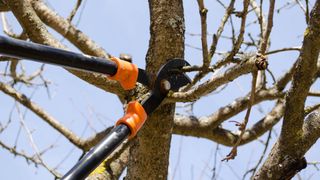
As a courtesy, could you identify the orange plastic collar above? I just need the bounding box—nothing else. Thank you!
[108,57,138,90]
[116,101,147,139]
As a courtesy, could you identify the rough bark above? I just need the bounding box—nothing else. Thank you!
[0,0,9,11]
[6,0,126,99]
[174,99,285,146]
[126,0,185,179]
[254,1,320,179]
[31,0,110,58]
[3,0,320,179]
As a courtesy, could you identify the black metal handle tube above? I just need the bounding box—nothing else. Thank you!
[0,35,118,76]
[62,124,130,180]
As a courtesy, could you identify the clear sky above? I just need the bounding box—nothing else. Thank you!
[0,0,319,179]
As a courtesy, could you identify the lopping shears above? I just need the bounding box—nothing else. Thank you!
[0,36,191,180]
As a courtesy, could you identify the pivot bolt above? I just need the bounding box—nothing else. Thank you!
[160,79,171,93]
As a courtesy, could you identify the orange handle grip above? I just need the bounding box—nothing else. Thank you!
[108,57,138,90]
[116,101,147,139]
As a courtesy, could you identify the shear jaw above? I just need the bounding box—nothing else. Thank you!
[141,59,191,115]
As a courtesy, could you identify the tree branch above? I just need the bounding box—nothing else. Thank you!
[254,108,320,180]
[7,0,126,99]
[173,99,285,146]
[196,0,209,67]
[259,0,275,54]
[280,0,320,148]
[222,71,258,161]
[0,82,85,149]
[0,140,61,178]
[67,0,82,22]
[169,55,259,102]
[31,0,110,58]
[209,0,235,60]
[255,1,320,178]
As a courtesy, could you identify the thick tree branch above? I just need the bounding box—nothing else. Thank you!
[31,0,110,58]
[173,99,285,146]
[301,109,320,153]
[280,1,320,148]
[170,55,258,102]
[255,2,320,179]
[126,0,185,179]
[173,87,283,133]
[254,108,320,180]
[7,0,126,99]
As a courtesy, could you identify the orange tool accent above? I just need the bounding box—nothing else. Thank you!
[116,101,147,139]
[108,57,138,90]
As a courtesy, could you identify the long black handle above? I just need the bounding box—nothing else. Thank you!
[0,36,118,76]
[62,124,130,180]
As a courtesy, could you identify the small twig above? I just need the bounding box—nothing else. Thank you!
[259,0,264,35]
[295,0,306,13]
[184,1,236,91]
[222,71,258,161]
[0,82,85,148]
[276,1,294,14]
[0,139,61,178]
[227,0,250,59]
[216,0,227,9]
[259,0,275,54]
[230,16,236,46]
[171,137,183,180]
[305,0,310,24]
[209,0,236,60]
[308,91,320,97]
[1,12,27,39]
[266,68,276,84]
[67,0,83,22]
[15,103,61,177]
[0,141,41,166]
[0,103,14,133]
[182,65,212,72]
[304,103,320,116]
[266,47,301,55]
[10,59,19,83]
[197,0,209,67]
[307,161,320,171]
[181,0,210,92]
[211,143,220,180]
[250,0,266,38]
[54,146,76,170]
[249,130,272,179]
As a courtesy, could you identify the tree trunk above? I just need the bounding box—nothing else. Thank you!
[126,0,185,179]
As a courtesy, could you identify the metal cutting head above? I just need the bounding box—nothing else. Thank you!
[142,59,191,114]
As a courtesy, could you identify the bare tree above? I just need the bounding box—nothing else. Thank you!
[0,0,320,179]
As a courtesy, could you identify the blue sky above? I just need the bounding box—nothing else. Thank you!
[0,0,319,179]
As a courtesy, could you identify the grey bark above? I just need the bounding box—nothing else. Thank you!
[254,1,320,179]
[126,0,185,179]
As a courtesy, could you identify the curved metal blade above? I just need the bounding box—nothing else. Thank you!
[142,59,191,115]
